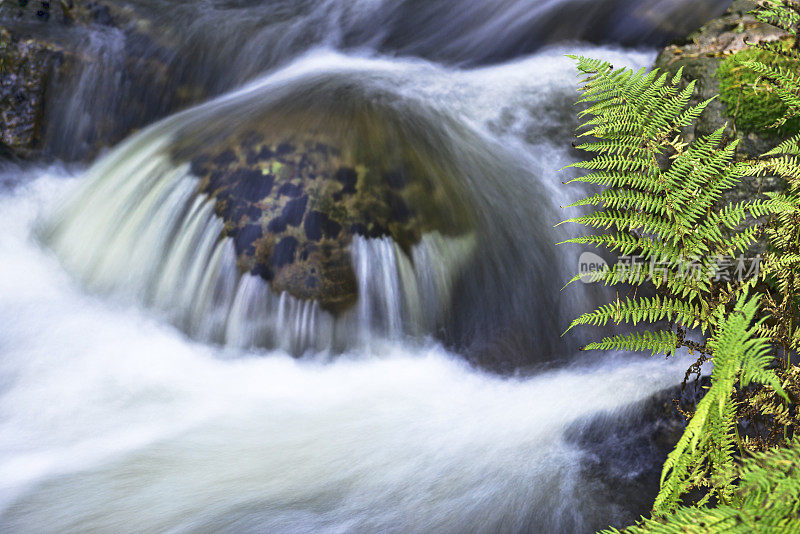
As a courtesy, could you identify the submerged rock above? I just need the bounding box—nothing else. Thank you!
[181,119,471,314]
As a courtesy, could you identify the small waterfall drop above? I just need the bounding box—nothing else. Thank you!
[41,110,477,354]
[40,50,601,360]
[350,232,476,342]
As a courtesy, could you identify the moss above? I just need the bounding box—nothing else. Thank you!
[0,30,10,73]
[717,42,800,137]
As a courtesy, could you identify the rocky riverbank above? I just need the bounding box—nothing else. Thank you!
[654,0,794,209]
[0,1,203,160]
[654,0,791,153]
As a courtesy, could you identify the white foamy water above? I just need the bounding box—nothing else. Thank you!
[0,167,690,533]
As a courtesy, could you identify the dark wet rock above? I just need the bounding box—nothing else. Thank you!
[277,182,303,198]
[566,380,702,530]
[0,2,104,157]
[233,224,263,256]
[382,170,407,190]
[281,196,308,227]
[182,120,470,314]
[304,211,342,241]
[0,1,207,160]
[0,28,66,157]
[271,236,299,269]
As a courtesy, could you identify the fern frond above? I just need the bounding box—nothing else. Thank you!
[654,291,784,515]
[583,330,679,357]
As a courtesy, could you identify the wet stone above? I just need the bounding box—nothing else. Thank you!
[247,146,274,164]
[304,210,342,241]
[251,262,274,281]
[186,130,461,314]
[230,170,274,199]
[349,223,368,235]
[388,194,411,223]
[281,195,307,227]
[276,142,295,156]
[234,224,263,256]
[383,171,407,190]
[213,149,238,167]
[333,167,357,193]
[267,215,287,234]
[272,236,298,268]
[277,182,303,197]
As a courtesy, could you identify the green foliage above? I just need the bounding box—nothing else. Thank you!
[752,0,800,34]
[653,291,786,514]
[748,135,800,358]
[601,438,800,533]
[717,45,800,136]
[563,2,800,531]
[561,56,771,357]
[562,53,800,525]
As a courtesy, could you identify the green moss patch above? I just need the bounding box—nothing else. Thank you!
[717,43,800,137]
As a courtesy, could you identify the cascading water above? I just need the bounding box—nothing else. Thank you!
[41,50,598,360]
[6,0,729,161]
[0,1,722,532]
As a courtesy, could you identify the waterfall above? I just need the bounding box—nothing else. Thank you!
[350,233,475,342]
[14,0,728,161]
[40,48,611,359]
[41,129,476,354]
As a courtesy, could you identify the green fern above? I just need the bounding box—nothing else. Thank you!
[738,0,800,360]
[601,437,800,533]
[653,291,786,514]
[560,57,771,356]
[752,0,800,36]
[747,135,800,358]
[563,4,800,532]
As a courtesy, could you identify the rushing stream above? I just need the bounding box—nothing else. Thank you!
[0,1,725,532]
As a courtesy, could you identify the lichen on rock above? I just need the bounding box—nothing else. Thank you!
[172,105,474,314]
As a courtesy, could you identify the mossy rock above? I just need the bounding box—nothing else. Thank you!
[717,40,800,138]
[173,106,474,314]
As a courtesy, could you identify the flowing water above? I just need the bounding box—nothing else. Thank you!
[0,1,723,532]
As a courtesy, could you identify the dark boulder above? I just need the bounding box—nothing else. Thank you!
[179,109,472,314]
[0,28,66,157]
